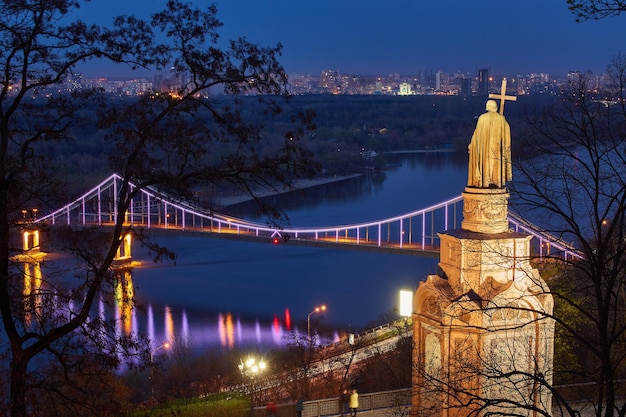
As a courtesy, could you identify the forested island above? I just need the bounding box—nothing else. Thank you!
[59,93,557,198]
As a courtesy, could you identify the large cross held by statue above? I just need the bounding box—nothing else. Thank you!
[489,78,517,114]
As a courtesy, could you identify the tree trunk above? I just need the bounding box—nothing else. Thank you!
[10,351,28,417]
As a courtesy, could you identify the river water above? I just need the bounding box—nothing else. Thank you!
[128,151,468,351]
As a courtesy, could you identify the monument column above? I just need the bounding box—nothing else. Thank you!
[411,83,554,417]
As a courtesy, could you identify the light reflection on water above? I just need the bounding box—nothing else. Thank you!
[122,153,467,351]
[19,153,466,353]
[111,290,339,352]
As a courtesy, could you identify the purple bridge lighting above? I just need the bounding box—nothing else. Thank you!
[35,173,582,261]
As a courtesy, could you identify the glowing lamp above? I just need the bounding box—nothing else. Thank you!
[399,290,413,317]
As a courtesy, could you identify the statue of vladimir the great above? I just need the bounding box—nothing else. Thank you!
[467,99,512,189]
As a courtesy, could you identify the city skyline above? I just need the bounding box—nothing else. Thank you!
[75,68,589,97]
[75,0,626,79]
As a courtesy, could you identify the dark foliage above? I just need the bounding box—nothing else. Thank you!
[0,1,317,416]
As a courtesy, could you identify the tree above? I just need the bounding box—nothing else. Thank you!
[0,1,317,416]
[524,2,626,410]
[567,0,626,21]
[358,320,411,392]
[509,62,626,417]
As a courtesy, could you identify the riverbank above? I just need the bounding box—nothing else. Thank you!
[215,173,363,208]
[215,150,461,208]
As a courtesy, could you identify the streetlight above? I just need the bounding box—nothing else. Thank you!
[307,304,327,339]
[238,356,266,407]
[238,356,266,377]
[150,342,170,397]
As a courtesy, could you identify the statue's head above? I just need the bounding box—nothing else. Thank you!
[485,100,498,112]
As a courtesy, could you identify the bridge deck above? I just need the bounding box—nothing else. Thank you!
[139,225,441,257]
[33,173,582,261]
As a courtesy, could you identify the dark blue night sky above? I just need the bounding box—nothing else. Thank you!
[75,0,625,78]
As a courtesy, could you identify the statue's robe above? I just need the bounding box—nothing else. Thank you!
[467,111,512,188]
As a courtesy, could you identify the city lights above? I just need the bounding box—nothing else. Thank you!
[238,356,267,407]
[238,357,267,377]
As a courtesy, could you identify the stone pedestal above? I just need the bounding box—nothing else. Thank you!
[411,190,554,417]
[461,187,509,234]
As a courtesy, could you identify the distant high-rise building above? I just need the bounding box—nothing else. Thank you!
[321,69,340,94]
[374,79,383,94]
[477,68,489,96]
[435,71,448,92]
[461,77,472,97]
[153,73,164,92]
[567,70,582,84]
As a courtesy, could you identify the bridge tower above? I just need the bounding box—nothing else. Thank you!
[112,233,136,335]
[17,228,45,325]
[411,94,554,417]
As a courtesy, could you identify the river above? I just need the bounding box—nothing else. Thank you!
[128,151,468,351]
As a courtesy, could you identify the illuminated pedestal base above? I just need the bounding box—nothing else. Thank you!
[461,187,509,234]
[411,190,554,417]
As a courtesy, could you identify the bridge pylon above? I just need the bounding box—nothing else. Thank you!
[11,227,46,325]
[111,233,138,336]
[114,233,133,264]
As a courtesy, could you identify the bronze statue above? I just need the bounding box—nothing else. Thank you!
[467,99,512,188]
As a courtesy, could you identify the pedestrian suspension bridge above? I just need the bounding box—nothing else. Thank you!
[35,173,580,260]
